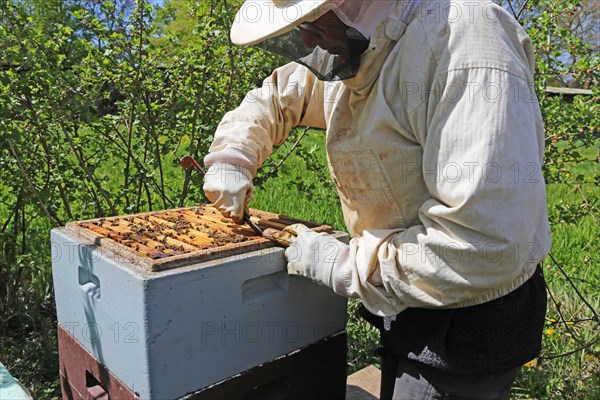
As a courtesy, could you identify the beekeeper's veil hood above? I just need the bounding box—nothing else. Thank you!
[230,0,398,81]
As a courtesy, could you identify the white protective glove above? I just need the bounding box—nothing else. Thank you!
[203,149,257,224]
[203,162,254,224]
[263,224,351,296]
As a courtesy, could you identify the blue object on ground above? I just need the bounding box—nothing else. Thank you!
[0,362,33,400]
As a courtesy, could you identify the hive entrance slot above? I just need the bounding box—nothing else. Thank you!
[244,376,291,400]
[85,370,109,400]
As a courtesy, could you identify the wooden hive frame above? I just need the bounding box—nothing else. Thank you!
[65,205,332,272]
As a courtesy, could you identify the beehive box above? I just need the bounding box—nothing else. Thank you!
[52,205,348,399]
[58,323,347,400]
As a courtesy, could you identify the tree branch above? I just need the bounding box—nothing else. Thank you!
[6,140,63,227]
[258,127,311,183]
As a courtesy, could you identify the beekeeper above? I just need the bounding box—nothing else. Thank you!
[203,0,551,398]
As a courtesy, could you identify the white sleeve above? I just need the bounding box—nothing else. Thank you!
[335,67,550,316]
[207,62,333,169]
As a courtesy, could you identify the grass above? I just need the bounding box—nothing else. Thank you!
[516,169,600,399]
[253,130,345,230]
[1,127,598,399]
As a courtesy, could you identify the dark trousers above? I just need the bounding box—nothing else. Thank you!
[380,352,520,400]
[360,268,546,399]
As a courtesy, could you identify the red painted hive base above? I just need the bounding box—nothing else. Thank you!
[58,323,347,399]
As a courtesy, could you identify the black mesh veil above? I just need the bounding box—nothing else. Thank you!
[255,27,369,81]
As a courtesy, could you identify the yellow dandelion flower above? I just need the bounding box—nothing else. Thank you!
[548,318,557,323]
[586,355,597,362]
[566,321,574,326]
[524,359,537,368]
[545,329,555,335]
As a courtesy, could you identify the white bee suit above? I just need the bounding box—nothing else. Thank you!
[208,0,552,317]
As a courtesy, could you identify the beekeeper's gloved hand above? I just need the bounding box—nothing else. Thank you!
[263,224,351,295]
[203,150,257,224]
